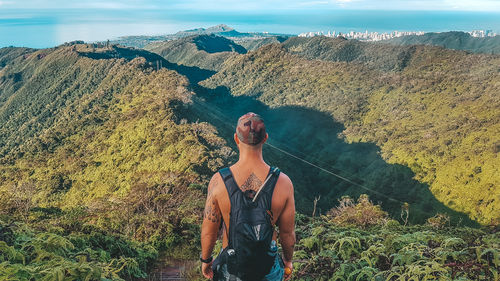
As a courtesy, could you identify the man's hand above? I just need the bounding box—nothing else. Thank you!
[202,261,214,280]
[283,259,293,281]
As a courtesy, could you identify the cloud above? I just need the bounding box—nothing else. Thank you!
[1,0,499,11]
[0,1,13,6]
[298,1,329,6]
[0,0,159,10]
[443,0,500,11]
[72,1,156,9]
[328,0,500,11]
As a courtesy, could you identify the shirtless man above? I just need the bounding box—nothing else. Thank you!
[200,112,296,281]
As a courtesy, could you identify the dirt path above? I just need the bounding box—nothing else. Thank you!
[148,257,197,281]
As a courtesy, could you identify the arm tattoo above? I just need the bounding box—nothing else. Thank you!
[240,173,262,192]
[204,176,222,224]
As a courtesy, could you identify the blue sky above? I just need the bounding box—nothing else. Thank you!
[2,0,499,48]
[1,0,500,11]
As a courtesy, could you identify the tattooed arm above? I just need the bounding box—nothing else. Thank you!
[200,173,222,279]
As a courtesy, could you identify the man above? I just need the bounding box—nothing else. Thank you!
[201,112,295,281]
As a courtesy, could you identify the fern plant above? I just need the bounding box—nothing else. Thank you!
[331,237,362,261]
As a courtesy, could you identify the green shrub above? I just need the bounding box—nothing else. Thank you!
[328,195,389,228]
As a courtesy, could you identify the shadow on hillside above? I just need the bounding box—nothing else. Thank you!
[193,35,247,54]
[78,46,215,83]
[182,82,478,226]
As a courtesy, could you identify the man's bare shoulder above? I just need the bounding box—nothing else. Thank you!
[276,171,294,195]
[207,172,224,195]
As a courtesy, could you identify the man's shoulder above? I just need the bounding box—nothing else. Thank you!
[276,170,293,194]
[277,170,292,184]
[208,171,224,194]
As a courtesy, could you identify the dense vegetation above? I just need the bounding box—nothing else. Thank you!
[0,214,158,280]
[281,36,420,72]
[291,195,499,281]
[237,36,288,51]
[0,44,230,278]
[1,30,499,280]
[145,35,245,71]
[201,39,500,225]
[382,31,500,55]
[186,195,499,281]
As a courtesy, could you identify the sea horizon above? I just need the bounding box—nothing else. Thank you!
[1,9,500,48]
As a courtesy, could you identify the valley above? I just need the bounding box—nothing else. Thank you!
[0,27,498,280]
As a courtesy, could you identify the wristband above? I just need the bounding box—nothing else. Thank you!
[200,255,213,263]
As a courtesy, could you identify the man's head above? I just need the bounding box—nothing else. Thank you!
[235,112,268,150]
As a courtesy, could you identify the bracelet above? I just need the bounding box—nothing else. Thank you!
[199,255,213,263]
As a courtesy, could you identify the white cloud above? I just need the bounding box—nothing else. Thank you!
[1,0,500,11]
[0,0,159,10]
[443,0,500,11]
[72,1,158,9]
[0,1,13,6]
[298,1,329,5]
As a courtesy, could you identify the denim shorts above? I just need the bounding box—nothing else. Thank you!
[214,253,284,281]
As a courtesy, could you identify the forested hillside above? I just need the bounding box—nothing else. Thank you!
[237,36,288,51]
[0,31,499,280]
[0,44,230,279]
[112,24,290,49]
[282,36,418,71]
[382,31,500,55]
[201,40,500,225]
[145,34,245,71]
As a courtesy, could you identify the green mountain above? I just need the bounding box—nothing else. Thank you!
[145,34,246,71]
[0,47,34,69]
[237,36,288,51]
[282,36,423,71]
[0,41,229,210]
[381,31,500,55]
[110,24,291,49]
[0,43,230,278]
[200,40,500,225]
[172,24,241,37]
[0,33,499,280]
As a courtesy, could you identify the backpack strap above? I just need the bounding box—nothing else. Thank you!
[218,167,239,199]
[252,167,280,203]
[258,167,280,211]
[219,167,280,201]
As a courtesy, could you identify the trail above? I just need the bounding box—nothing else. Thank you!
[147,257,197,281]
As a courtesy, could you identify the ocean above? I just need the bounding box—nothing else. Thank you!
[1,9,500,48]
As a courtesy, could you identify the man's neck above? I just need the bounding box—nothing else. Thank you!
[236,149,266,167]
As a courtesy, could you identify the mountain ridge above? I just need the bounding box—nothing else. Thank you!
[201,41,500,224]
[1,32,499,281]
[144,34,246,71]
[381,31,500,55]
[109,24,292,49]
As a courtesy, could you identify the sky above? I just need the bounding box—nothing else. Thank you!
[1,0,500,12]
[1,0,500,48]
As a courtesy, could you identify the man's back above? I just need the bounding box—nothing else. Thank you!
[210,162,295,249]
[200,112,295,281]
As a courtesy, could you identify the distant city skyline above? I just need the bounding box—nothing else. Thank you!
[1,0,500,12]
[298,29,497,41]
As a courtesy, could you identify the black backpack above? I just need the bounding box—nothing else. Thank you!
[218,166,280,281]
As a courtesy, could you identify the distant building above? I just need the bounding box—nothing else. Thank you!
[298,29,424,41]
[298,29,497,41]
[468,30,497,37]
